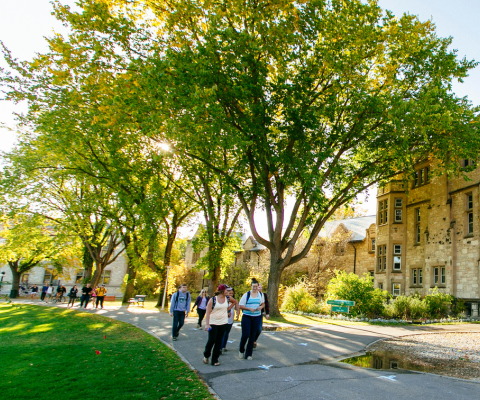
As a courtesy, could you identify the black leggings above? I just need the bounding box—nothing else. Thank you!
[197,308,206,326]
[96,296,105,308]
[68,297,76,306]
[203,324,227,365]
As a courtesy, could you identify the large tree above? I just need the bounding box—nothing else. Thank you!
[141,0,480,314]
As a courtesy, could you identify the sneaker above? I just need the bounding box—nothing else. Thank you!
[246,356,253,360]
[197,324,200,329]
[253,342,257,348]
[239,351,244,359]
[223,348,228,352]
[172,337,177,341]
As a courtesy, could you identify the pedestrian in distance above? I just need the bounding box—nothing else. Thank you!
[56,284,67,302]
[254,283,269,348]
[67,285,78,307]
[30,284,38,300]
[95,284,107,309]
[221,286,239,352]
[191,288,209,328]
[91,285,97,306]
[40,283,49,301]
[80,283,93,308]
[238,280,264,360]
[46,284,54,303]
[203,284,236,366]
[169,283,191,341]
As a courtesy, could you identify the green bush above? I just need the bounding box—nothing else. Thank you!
[392,295,428,319]
[424,287,454,318]
[281,283,319,313]
[325,271,390,317]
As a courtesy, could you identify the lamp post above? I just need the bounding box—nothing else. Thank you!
[161,266,171,311]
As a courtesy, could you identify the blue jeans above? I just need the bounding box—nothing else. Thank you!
[172,310,186,338]
[255,316,264,341]
[221,323,233,349]
[239,315,262,358]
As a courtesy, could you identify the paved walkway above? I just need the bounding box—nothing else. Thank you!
[9,299,480,400]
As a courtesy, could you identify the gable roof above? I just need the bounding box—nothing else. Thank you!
[321,215,376,242]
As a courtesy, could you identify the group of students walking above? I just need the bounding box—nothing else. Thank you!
[170,279,269,366]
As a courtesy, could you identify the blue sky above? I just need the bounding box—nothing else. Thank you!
[0,0,478,228]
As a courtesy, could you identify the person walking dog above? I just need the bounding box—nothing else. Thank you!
[191,289,209,328]
[238,280,264,360]
[170,284,191,341]
[203,284,235,366]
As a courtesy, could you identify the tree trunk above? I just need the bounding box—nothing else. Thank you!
[90,261,105,288]
[82,245,94,282]
[266,257,283,317]
[9,262,20,299]
[122,235,136,303]
[122,258,137,303]
[207,265,220,297]
[156,230,176,307]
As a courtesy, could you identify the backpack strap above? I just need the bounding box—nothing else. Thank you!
[246,291,251,304]
[212,296,216,311]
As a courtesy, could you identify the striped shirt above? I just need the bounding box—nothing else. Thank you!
[239,291,264,317]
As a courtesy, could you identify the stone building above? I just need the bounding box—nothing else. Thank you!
[0,252,128,298]
[374,160,480,312]
[321,216,377,277]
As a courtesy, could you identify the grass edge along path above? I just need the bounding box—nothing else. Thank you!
[268,313,480,327]
[0,304,213,400]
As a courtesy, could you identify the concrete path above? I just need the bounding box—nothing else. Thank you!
[9,299,480,400]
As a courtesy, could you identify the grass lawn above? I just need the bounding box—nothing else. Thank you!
[0,304,213,400]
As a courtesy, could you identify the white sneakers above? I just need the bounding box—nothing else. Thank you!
[246,356,253,360]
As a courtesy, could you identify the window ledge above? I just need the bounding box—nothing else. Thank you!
[409,286,423,289]
[464,234,474,239]
[431,285,446,289]
[393,221,403,224]
[413,243,421,247]
[392,270,402,273]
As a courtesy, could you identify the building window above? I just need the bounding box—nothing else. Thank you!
[377,245,387,271]
[44,268,57,284]
[415,208,421,244]
[20,273,29,283]
[462,159,477,168]
[75,270,85,284]
[371,239,376,252]
[379,283,383,290]
[393,245,402,270]
[413,166,431,188]
[335,243,345,256]
[100,270,111,285]
[412,268,423,286]
[243,251,252,262]
[433,267,446,286]
[394,198,403,222]
[392,283,401,296]
[192,252,200,264]
[369,271,374,278]
[378,200,388,225]
[466,193,474,235]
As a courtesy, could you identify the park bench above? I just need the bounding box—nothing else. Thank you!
[128,295,146,307]
[104,295,116,302]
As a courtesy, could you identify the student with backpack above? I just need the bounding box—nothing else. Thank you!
[203,284,236,366]
[191,289,209,328]
[254,283,269,348]
[220,286,239,352]
[238,280,264,360]
[169,284,191,341]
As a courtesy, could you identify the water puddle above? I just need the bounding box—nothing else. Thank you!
[341,351,437,374]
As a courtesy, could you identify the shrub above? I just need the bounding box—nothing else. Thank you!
[392,295,427,319]
[281,282,319,313]
[424,287,454,318]
[325,271,389,317]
